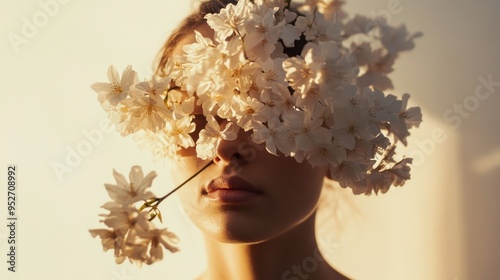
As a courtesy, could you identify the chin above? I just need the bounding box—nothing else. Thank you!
[194,211,282,244]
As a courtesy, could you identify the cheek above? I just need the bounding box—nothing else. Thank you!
[171,162,210,220]
[176,183,204,218]
[230,157,328,241]
[258,154,327,198]
[256,156,327,220]
[268,165,326,223]
[169,158,211,204]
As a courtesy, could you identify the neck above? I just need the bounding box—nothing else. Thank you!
[198,211,347,280]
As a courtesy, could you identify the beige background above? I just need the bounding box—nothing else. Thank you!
[1,0,499,279]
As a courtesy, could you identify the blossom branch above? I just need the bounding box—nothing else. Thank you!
[138,160,214,222]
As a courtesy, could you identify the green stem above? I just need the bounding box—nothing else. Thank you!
[156,160,214,204]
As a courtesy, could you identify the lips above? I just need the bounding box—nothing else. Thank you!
[204,176,262,204]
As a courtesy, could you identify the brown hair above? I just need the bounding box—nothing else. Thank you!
[154,0,238,77]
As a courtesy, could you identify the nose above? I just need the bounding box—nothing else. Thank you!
[213,124,256,169]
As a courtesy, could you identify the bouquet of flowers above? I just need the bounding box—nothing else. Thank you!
[89,0,422,265]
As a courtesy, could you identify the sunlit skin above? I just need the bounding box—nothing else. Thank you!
[169,25,349,280]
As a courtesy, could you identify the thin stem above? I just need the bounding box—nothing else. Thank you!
[156,160,214,204]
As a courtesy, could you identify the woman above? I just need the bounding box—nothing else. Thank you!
[90,0,421,279]
[159,2,349,279]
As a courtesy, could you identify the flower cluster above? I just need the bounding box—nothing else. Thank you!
[91,0,422,195]
[89,166,179,265]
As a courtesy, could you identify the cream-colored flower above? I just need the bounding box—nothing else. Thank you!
[91,65,137,106]
[390,93,422,145]
[88,228,124,260]
[127,92,171,132]
[164,115,196,149]
[101,205,151,235]
[104,166,156,206]
[196,115,239,160]
[283,43,323,94]
[134,76,170,98]
[205,0,251,41]
[141,228,180,264]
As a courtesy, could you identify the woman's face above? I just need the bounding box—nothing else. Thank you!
[169,26,329,244]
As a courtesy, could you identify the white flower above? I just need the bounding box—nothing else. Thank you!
[90,165,181,266]
[101,205,151,236]
[390,93,422,144]
[234,96,271,131]
[88,228,124,261]
[280,9,301,47]
[255,58,288,93]
[141,228,180,264]
[307,143,346,167]
[295,85,324,114]
[331,107,380,149]
[324,84,358,110]
[294,10,316,41]
[134,76,170,98]
[205,0,251,42]
[164,115,196,149]
[320,41,359,90]
[219,36,246,70]
[182,31,215,67]
[260,84,298,118]
[251,118,284,156]
[104,166,156,206]
[129,92,171,132]
[347,166,402,195]
[196,115,239,160]
[244,4,283,61]
[228,60,260,95]
[384,158,413,186]
[295,9,341,42]
[285,110,332,153]
[101,99,135,136]
[357,87,400,123]
[91,65,137,106]
[121,240,149,266]
[399,93,422,128]
[329,160,368,188]
[164,54,185,82]
[283,43,323,94]
[180,33,226,98]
